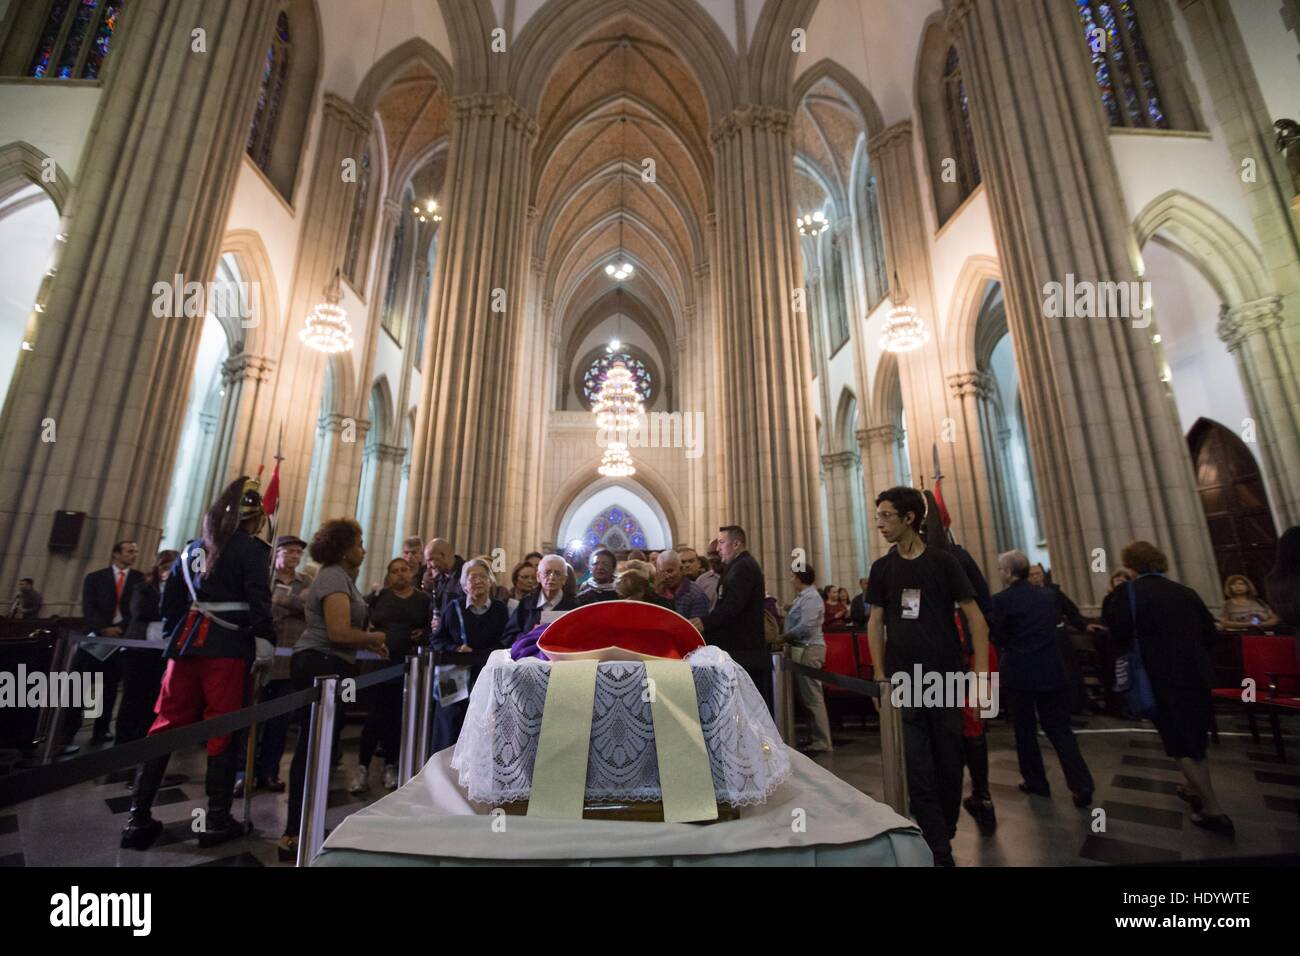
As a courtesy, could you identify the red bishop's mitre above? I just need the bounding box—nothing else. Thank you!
[538,600,705,662]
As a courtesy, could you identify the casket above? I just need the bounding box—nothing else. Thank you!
[450,601,790,823]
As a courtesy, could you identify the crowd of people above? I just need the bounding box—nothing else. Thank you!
[25,466,1297,866]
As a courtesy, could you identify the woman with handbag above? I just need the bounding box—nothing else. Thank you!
[1102,540,1232,836]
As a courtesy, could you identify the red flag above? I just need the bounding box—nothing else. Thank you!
[262,460,280,516]
[933,476,951,529]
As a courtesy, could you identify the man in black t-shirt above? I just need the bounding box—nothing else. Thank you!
[866,486,990,867]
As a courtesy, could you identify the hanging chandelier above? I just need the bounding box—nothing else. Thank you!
[597,441,636,478]
[592,360,644,431]
[412,197,441,223]
[299,269,353,353]
[797,210,829,235]
[879,273,928,353]
[604,260,634,280]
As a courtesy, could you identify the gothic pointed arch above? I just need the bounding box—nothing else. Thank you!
[0,140,72,211]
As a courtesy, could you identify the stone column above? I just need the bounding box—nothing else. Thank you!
[1218,296,1300,523]
[821,451,866,584]
[946,0,1220,605]
[857,425,898,564]
[868,119,998,575]
[216,351,277,488]
[410,94,536,558]
[710,105,823,600]
[1177,1,1300,520]
[0,0,279,608]
[274,95,373,537]
[357,441,407,588]
[946,369,1005,574]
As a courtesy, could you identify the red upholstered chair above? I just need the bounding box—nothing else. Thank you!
[1212,634,1300,761]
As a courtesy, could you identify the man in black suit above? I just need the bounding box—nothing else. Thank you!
[689,525,772,713]
[991,549,1094,807]
[78,540,143,743]
[849,576,870,630]
[502,554,579,646]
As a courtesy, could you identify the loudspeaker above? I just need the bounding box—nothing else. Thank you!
[48,511,86,551]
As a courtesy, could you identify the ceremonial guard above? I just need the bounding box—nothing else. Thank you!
[121,478,276,850]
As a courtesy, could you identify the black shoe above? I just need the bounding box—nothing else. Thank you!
[197,811,246,848]
[1019,783,1051,797]
[1191,813,1235,837]
[1175,785,1204,814]
[120,817,163,850]
[963,796,998,836]
[1072,791,1093,808]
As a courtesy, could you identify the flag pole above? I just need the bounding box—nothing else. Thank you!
[244,424,285,831]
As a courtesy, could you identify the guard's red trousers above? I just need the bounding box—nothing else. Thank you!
[149,657,248,757]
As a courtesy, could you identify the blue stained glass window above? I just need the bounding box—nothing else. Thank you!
[246,12,291,172]
[630,533,646,549]
[55,0,99,79]
[28,1,74,77]
[607,508,623,525]
[582,352,653,407]
[80,1,122,79]
[343,149,372,283]
[584,508,645,553]
[1076,0,1167,130]
[584,531,601,548]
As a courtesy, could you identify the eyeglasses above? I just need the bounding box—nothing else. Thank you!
[875,511,899,521]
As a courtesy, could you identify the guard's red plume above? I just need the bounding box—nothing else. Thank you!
[262,461,280,516]
[934,476,951,529]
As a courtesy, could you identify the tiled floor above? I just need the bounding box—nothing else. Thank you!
[2,710,1297,867]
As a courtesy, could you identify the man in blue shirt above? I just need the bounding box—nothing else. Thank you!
[782,566,832,753]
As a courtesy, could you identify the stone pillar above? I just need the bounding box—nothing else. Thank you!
[216,351,276,489]
[868,119,997,576]
[357,441,407,589]
[821,451,866,585]
[410,94,536,558]
[710,105,823,600]
[1218,296,1300,523]
[0,0,279,609]
[858,424,899,564]
[256,93,372,537]
[946,369,1006,575]
[947,0,1219,605]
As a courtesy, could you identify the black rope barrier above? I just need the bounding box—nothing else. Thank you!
[786,657,883,698]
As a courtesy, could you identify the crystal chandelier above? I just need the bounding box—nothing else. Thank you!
[879,273,928,353]
[604,260,634,280]
[591,360,644,431]
[299,269,353,354]
[797,210,829,235]
[411,197,441,223]
[597,441,635,478]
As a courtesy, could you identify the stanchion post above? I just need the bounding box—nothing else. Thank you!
[37,633,77,765]
[876,679,908,817]
[296,675,338,868]
[415,648,436,766]
[771,647,796,746]
[398,653,421,786]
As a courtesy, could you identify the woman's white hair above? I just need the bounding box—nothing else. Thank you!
[460,556,497,592]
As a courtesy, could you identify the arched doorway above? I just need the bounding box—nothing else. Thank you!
[554,476,675,564]
[1188,418,1278,598]
[0,178,60,414]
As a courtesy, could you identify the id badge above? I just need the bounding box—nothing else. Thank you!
[901,588,921,620]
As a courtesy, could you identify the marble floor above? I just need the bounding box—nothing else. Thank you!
[2,707,1297,867]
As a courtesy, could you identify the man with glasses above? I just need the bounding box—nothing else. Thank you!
[865,487,990,867]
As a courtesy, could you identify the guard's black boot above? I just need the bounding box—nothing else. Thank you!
[962,733,998,835]
[120,756,169,850]
[197,749,245,848]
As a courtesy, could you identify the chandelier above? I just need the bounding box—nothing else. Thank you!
[299,269,353,354]
[879,273,928,353]
[797,210,829,235]
[597,441,635,478]
[411,197,441,223]
[604,260,634,280]
[592,360,644,431]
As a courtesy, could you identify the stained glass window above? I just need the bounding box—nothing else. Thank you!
[942,46,981,199]
[581,352,653,408]
[583,507,646,553]
[381,208,407,343]
[414,233,437,371]
[246,12,291,173]
[27,0,125,80]
[342,148,372,284]
[1075,1,1167,129]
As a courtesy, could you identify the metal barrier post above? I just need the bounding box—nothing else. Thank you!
[397,653,421,786]
[771,647,796,746]
[296,675,338,868]
[414,648,437,766]
[876,679,908,817]
[36,633,77,765]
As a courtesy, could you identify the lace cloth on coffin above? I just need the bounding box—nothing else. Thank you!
[450,646,791,806]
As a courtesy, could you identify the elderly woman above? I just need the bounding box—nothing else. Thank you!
[1102,540,1232,837]
[614,559,674,609]
[1218,574,1279,631]
[430,557,510,751]
[507,559,538,615]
